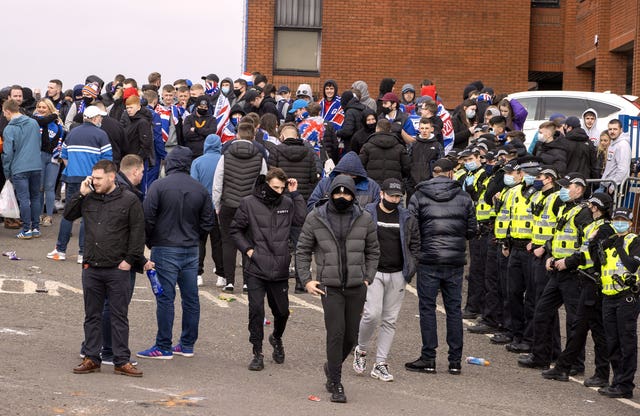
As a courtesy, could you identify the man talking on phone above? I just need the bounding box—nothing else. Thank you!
[66,160,147,377]
[230,168,306,371]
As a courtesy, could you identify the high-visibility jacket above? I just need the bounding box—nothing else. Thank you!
[494,184,521,240]
[550,204,584,258]
[531,190,560,246]
[601,233,638,295]
[578,218,606,270]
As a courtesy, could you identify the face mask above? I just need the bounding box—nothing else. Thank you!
[559,187,571,202]
[332,196,354,212]
[523,174,535,186]
[234,89,242,97]
[262,183,283,205]
[466,110,476,119]
[83,97,93,105]
[532,179,544,191]
[503,175,516,186]
[612,221,631,234]
[221,86,230,95]
[381,107,392,115]
[464,161,478,172]
[95,122,102,128]
[197,107,208,116]
[366,122,377,132]
[382,198,399,211]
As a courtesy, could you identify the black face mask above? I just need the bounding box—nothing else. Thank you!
[196,107,208,116]
[234,89,242,97]
[83,97,93,105]
[262,183,282,206]
[381,107,392,115]
[332,196,354,212]
[365,122,377,132]
[382,198,399,211]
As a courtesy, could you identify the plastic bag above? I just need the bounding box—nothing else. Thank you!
[0,180,20,218]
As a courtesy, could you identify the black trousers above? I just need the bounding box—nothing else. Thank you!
[466,234,487,315]
[198,221,224,277]
[507,247,535,343]
[246,275,290,353]
[555,280,609,379]
[482,237,503,328]
[531,270,581,366]
[219,205,243,285]
[603,292,640,394]
[321,285,367,383]
[498,247,512,335]
[531,256,561,359]
[82,266,131,366]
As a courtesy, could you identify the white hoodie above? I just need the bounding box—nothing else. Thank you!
[581,108,599,145]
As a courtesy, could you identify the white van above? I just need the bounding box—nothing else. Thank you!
[506,91,640,146]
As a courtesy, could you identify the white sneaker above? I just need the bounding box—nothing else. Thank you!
[223,283,234,293]
[47,249,66,261]
[371,362,394,382]
[77,255,84,264]
[243,284,248,293]
[216,276,227,287]
[353,346,367,374]
[197,275,203,286]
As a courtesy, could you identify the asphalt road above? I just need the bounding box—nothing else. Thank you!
[0,218,639,416]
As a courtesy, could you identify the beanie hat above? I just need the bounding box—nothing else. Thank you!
[340,91,354,108]
[123,87,139,102]
[82,83,99,99]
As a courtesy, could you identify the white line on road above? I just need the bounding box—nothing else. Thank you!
[289,294,323,312]
[0,328,28,335]
[199,290,230,308]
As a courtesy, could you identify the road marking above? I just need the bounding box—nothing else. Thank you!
[0,328,28,335]
[289,294,323,312]
[199,290,229,308]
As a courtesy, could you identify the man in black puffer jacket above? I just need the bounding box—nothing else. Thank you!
[337,91,365,154]
[122,95,155,168]
[230,168,306,371]
[563,116,597,179]
[405,158,477,375]
[359,119,410,186]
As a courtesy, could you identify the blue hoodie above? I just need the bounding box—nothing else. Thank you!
[306,151,380,211]
[190,134,222,198]
[2,115,42,178]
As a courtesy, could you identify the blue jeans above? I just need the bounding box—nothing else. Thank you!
[56,181,84,253]
[12,170,42,232]
[417,264,464,363]
[40,152,60,216]
[151,246,200,350]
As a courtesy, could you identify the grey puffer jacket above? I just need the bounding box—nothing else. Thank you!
[296,176,379,288]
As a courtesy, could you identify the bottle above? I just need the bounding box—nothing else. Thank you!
[146,269,164,296]
[466,357,490,366]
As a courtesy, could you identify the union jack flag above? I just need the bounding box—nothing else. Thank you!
[213,95,231,138]
[319,98,344,130]
[298,117,325,156]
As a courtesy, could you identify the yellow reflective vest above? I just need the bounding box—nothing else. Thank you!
[494,184,521,240]
[601,233,638,295]
[531,190,560,246]
[550,204,584,258]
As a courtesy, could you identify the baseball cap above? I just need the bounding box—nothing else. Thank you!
[612,207,633,221]
[381,92,399,104]
[201,73,219,82]
[83,105,107,118]
[381,178,404,196]
[587,193,612,211]
[244,89,260,103]
[538,166,558,179]
[557,172,587,187]
[288,99,308,113]
[433,158,454,172]
[401,84,415,94]
[502,160,520,172]
[277,85,290,94]
[564,116,581,129]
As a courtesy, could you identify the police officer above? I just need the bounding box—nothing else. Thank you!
[541,193,613,387]
[596,207,640,399]
[519,172,591,370]
[460,149,488,319]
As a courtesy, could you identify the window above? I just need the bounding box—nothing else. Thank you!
[542,97,589,120]
[274,0,322,75]
[586,101,620,118]
[517,97,539,121]
[531,0,560,7]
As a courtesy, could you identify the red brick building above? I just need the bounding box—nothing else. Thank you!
[245,0,639,108]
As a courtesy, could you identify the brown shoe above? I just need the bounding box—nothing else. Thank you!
[4,218,22,229]
[73,358,101,374]
[114,362,143,377]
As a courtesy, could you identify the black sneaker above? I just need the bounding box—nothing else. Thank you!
[517,354,549,370]
[269,334,285,364]
[448,362,461,375]
[505,342,531,353]
[541,366,569,381]
[462,310,479,320]
[584,375,609,388]
[405,358,436,373]
[490,333,513,344]
[568,366,584,376]
[467,323,499,334]
[598,386,633,399]
[248,353,264,371]
[330,382,347,403]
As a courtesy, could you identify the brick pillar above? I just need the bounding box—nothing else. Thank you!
[562,0,593,90]
[633,2,640,97]
[593,0,628,93]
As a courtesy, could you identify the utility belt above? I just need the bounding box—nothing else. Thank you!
[603,289,636,300]
[509,238,530,250]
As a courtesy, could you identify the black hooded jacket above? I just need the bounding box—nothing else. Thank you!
[182,112,217,158]
[230,179,306,281]
[143,146,215,248]
[268,138,318,200]
[408,176,477,266]
[123,107,155,166]
[533,137,568,177]
[564,127,597,179]
[350,108,376,155]
[337,96,366,150]
[359,132,411,185]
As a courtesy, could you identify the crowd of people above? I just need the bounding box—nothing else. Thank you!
[0,71,638,403]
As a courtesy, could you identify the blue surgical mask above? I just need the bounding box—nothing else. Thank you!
[221,86,230,95]
[559,187,571,202]
[532,179,544,191]
[523,174,535,186]
[612,221,631,234]
[464,161,478,172]
[503,175,516,186]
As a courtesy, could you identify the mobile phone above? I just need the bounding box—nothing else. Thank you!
[88,179,95,192]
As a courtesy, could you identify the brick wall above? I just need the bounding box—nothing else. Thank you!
[529,7,564,72]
